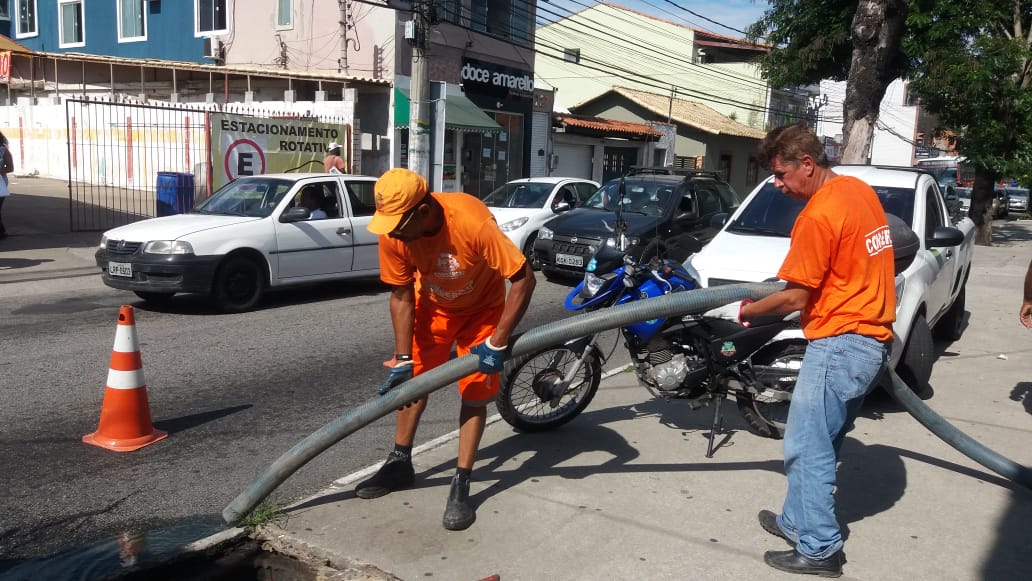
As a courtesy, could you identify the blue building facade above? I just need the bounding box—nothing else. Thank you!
[1,0,214,61]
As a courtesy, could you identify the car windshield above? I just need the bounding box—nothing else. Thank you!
[581,179,681,217]
[1006,188,1029,201]
[727,182,916,237]
[481,182,554,209]
[193,178,295,218]
[955,187,972,200]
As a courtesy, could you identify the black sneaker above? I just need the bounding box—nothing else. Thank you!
[442,474,476,531]
[355,451,414,499]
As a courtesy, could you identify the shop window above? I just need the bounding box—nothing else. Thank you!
[58,0,85,48]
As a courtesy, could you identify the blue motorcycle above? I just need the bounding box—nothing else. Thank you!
[497,242,805,455]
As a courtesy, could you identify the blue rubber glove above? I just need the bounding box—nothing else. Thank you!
[469,339,506,374]
[378,361,413,395]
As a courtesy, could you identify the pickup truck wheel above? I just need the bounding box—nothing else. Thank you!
[898,314,934,395]
[133,291,175,304]
[933,285,966,341]
[212,256,265,313]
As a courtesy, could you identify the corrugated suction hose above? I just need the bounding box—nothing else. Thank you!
[223,281,1032,523]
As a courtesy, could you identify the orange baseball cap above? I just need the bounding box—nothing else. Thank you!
[368,168,430,235]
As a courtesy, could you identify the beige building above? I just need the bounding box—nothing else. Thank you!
[535,2,776,131]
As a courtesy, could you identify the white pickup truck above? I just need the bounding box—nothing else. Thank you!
[685,165,975,393]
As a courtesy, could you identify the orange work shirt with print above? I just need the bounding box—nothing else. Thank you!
[378,193,526,316]
[777,175,896,342]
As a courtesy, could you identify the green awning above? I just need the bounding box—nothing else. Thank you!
[394,87,502,133]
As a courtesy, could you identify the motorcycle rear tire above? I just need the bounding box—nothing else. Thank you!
[736,342,807,439]
[497,345,602,432]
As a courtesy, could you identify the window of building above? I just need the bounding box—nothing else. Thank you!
[15,0,37,38]
[58,0,85,48]
[0,2,9,20]
[276,0,292,28]
[563,48,580,63]
[196,0,227,35]
[118,0,146,42]
[436,0,461,25]
[470,0,532,43]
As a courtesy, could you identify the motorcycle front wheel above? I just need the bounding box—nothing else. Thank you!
[497,345,602,432]
[735,342,807,439]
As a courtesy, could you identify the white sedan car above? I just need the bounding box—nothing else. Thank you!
[95,173,381,312]
[481,177,600,265]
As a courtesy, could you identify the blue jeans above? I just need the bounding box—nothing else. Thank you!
[775,333,887,560]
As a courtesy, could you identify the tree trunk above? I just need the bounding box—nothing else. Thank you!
[969,169,999,246]
[840,0,908,164]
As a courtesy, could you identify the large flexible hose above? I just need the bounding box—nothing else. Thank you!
[224,280,1032,523]
[222,283,782,523]
[884,367,1032,488]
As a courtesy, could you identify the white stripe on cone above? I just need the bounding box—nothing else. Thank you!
[112,324,140,353]
[106,368,146,390]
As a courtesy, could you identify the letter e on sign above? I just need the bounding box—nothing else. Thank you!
[224,138,267,182]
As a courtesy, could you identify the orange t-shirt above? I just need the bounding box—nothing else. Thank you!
[777,175,896,342]
[378,193,527,315]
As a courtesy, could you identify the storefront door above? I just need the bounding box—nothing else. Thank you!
[460,112,524,197]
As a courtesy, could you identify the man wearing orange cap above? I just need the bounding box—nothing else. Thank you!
[357,167,536,531]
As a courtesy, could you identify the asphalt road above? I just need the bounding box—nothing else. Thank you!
[0,272,575,563]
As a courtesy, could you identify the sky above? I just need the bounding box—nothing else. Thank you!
[540,0,772,39]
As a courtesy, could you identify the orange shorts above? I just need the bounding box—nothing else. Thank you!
[412,302,504,406]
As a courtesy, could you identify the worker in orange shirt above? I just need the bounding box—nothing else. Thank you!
[357,168,536,531]
[706,123,895,577]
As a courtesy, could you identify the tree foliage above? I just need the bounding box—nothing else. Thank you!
[749,0,1032,244]
[747,0,858,87]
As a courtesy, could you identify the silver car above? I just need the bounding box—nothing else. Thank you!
[1005,188,1029,215]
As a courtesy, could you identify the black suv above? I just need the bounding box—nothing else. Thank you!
[534,168,742,282]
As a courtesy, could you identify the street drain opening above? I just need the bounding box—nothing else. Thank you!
[115,538,322,581]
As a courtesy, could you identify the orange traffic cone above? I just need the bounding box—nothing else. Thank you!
[83,305,167,452]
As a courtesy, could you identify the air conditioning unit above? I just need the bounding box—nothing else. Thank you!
[203,37,224,62]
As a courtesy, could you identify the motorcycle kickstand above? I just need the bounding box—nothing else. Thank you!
[705,395,726,459]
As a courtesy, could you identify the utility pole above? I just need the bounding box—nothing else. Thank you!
[339,0,349,74]
[407,0,431,178]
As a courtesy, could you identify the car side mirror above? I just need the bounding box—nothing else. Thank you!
[553,201,572,213]
[709,212,729,229]
[927,226,965,248]
[280,206,311,223]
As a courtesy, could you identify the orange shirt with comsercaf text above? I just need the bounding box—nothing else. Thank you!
[378,192,527,316]
[777,175,896,342]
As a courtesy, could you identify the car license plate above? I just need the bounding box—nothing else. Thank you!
[555,253,583,267]
[109,261,133,278]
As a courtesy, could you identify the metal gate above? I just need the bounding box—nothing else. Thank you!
[66,99,212,232]
[65,98,349,232]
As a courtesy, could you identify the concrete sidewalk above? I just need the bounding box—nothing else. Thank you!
[0,176,102,285]
[260,225,1032,580]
